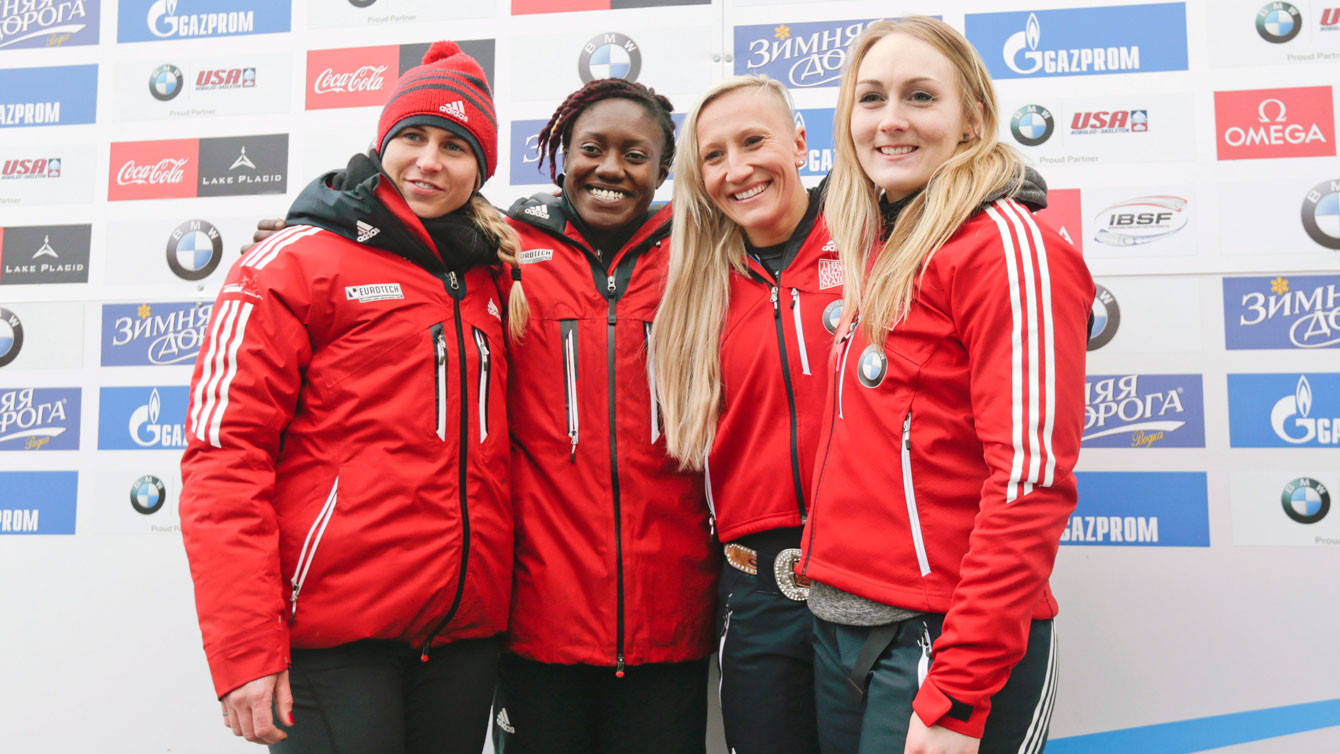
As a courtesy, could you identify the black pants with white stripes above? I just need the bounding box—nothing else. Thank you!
[268,635,502,754]
[717,546,821,754]
[492,653,709,754]
[812,615,1056,754]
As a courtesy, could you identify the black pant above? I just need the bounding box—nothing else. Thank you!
[269,635,502,754]
[492,653,709,754]
[813,615,1057,754]
[717,536,820,754]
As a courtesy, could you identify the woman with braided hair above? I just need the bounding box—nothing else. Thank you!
[493,76,717,754]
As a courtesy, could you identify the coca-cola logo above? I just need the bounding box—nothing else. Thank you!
[117,158,188,186]
[313,65,388,94]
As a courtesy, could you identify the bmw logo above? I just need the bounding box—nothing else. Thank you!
[1256,2,1303,44]
[1281,477,1329,525]
[578,32,642,84]
[131,475,168,515]
[856,345,887,388]
[822,299,844,334]
[1010,105,1054,147]
[1301,179,1340,250]
[0,308,23,368]
[1088,284,1119,351]
[166,219,223,281]
[149,64,183,102]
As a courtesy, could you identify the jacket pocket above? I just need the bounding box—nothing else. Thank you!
[431,323,448,441]
[560,319,579,461]
[472,327,491,443]
[902,411,931,576]
[290,476,339,623]
[644,321,661,443]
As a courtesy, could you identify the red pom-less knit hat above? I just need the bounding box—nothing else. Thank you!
[376,41,498,181]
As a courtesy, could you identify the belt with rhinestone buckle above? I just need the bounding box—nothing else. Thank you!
[724,543,812,601]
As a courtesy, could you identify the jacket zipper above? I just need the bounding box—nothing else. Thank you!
[607,271,627,678]
[770,285,808,523]
[561,319,579,462]
[432,323,447,441]
[473,328,490,442]
[790,289,811,376]
[420,270,473,660]
[644,321,661,443]
[802,321,856,576]
[835,324,857,419]
[902,411,931,576]
[289,476,339,624]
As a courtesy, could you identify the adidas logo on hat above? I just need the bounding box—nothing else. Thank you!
[439,100,468,121]
[356,220,381,243]
[523,204,549,220]
[496,707,516,734]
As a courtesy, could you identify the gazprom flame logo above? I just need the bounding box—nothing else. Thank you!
[147,0,179,38]
[1004,13,1044,75]
[1270,375,1316,444]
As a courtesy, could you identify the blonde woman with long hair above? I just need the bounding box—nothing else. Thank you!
[653,75,839,754]
[797,18,1093,754]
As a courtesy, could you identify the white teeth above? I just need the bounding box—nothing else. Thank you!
[879,146,915,155]
[733,183,768,201]
[411,180,437,190]
[589,187,627,201]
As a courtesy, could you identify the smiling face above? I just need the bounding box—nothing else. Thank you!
[563,98,669,232]
[849,33,971,201]
[380,125,479,219]
[696,87,810,248]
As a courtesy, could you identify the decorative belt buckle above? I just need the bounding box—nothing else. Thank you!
[773,548,812,602]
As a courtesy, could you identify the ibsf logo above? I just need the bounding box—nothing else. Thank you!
[98,386,188,450]
[0,158,61,180]
[1225,275,1340,350]
[149,64,184,101]
[1256,2,1303,43]
[1215,87,1334,161]
[1070,110,1148,135]
[166,220,222,281]
[102,302,213,366]
[1083,374,1204,448]
[1301,179,1340,250]
[1281,477,1330,524]
[735,19,880,89]
[0,307,23,367]
[1088,284,1120,350]
[1010,104,1054,146]
[0,387,80,451]
[579,32,641,83]
[1092,196,1188,247]
[131,475,168,515]
[195,68,256,91]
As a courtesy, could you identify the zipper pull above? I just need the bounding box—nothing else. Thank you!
[419,643,431,663]
[903,412,912,449]
[770,286,779,311]
[606,274,616,296]
[288,584,300,625]
[448,270,460,290]
[436,333,447,365]
[616,655,626,678]
[790,288,799,309]
[569,433,578,463]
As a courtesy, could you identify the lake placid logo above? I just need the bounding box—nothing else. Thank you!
[1011,104,1055,146]
[578,32,641,83]
[1256,2,1303,43]
[0,224,92,285]
[1301,179,1340,250]
[1215,86,1334,161]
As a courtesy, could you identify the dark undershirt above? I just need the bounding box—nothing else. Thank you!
[744,239,789,278]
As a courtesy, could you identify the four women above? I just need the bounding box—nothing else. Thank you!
[184,17,1090,754]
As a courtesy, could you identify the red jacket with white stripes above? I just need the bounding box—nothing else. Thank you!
[800,197,1094,738]
[709,187,842,541]
[500,193,718,669]
[180,160,512,698]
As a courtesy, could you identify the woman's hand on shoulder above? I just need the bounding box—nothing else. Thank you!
[904,711,979,754]
[221,669,293,745]
[240,218,287,255]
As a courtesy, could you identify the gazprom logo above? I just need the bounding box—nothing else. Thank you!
[1063,471,1209,546]
[97,386,189,450]
[1224,275,1340,350]
[1229,373,1340,447]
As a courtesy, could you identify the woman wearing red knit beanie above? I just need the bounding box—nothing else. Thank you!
[180,42,522,754]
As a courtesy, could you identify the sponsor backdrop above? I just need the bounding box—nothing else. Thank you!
[1,1,1337,752]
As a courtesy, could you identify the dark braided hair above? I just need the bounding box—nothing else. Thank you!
[535,78,677,185]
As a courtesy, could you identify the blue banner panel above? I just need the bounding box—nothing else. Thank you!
[1062,472,1209,546]
[733,18,884,89]
[117,0,290,43]
[1228,373,1340,448]
[0,0,100,50]
[1083,374,1205,448]
[0,387,80,451]
[965,3,1188,80]
[1223,275,1340,350]
[0,64,97,128]
[0,471,77,534]
[97,386,189,450]
[101,302,212,367]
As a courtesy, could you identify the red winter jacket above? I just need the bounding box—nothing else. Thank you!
[501,193,717,670]
[180,160,512,699]
[801,197,1094,737]
[709,187,842,541]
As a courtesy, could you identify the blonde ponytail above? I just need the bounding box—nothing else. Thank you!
[468,193,529,340]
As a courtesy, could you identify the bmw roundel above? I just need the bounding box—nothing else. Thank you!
[166,220,223,281]
[0,308,23,368]
[856,344,887,388]
[1301,179,1340,250]
[1280,477,1329,525]
[1088,284,1120,351]
[149,64,184,102]
[822,299,844,334]
[1010,105,1054,147]
[1256,2,1302,44]
[579,32,642,84]
[131,475,168,515]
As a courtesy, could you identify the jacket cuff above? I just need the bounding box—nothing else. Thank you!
[207,627,290,700]
[912,679,989,739]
